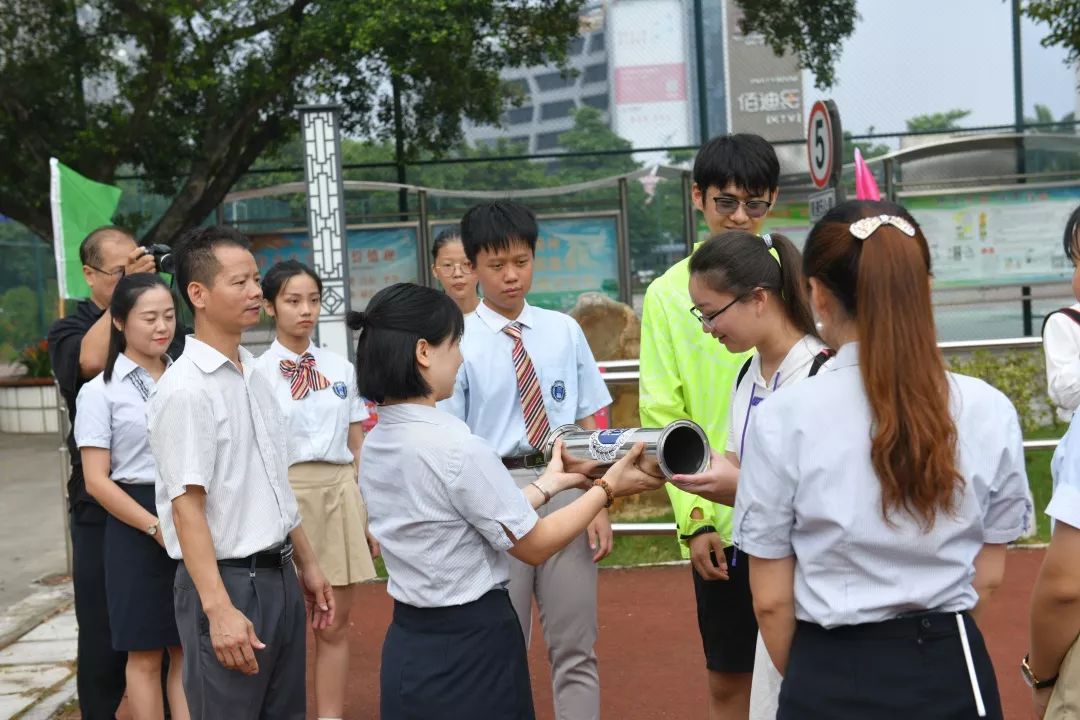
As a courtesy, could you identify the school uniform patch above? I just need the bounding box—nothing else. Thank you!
[551,380,566,402]
[332,381,348,399]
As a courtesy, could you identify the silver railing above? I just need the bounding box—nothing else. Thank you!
[602,336,1056,537]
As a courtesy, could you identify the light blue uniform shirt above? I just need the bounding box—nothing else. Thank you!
[440,300,612,457]
[1048,413,1080,528]
[733,342,1032,628]
[74,353,170,484]
[360,403,539,607]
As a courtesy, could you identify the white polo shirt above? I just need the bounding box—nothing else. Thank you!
[725,335,828,461]
[1044,303,1080,423]
[251,340,369,466]
[74,353,171,485]
[439,300,612,457]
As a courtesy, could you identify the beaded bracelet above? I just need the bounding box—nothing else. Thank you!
[593,478,614,508]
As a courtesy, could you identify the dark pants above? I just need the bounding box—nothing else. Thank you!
[691,546,757,673]
[71,503,127,720]
[779,611,1003,719]
[381,589,534,720]
[174,560,306,720]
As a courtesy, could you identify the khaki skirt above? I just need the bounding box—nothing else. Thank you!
[289,461,377,586]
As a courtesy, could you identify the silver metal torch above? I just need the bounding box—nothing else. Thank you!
[542,420,710,479]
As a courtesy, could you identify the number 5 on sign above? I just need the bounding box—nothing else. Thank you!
[806,100,843,190]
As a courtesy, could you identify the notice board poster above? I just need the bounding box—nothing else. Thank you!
[904,186,1080,287]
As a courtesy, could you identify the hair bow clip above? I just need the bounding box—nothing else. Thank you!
[761,233,774,249]
[848,214,917,240]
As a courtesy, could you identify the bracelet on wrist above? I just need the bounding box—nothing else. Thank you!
[680,524,717,541]
[529,481,551,505]
[592,478,614,508]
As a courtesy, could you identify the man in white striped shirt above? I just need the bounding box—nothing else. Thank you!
[148,226,334,720]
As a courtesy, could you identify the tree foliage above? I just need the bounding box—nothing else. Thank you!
[905,109,972,133]
[734,0,858,89]
[0,0,585,246]
[1024,0,1080,64]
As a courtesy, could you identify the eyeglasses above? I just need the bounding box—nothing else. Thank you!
[712,195,772,218]
[86,264,125,279]
[689,294,746,328]
[435,261,474,276]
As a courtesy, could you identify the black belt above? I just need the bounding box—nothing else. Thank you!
[502,452,547,470]
[218,542,294,569]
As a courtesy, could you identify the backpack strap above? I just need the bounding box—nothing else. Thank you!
[1041,307,1080,336]
[735,357,753,391]
[808,348,836,377]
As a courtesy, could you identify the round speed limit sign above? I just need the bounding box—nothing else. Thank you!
[807,101,834,189]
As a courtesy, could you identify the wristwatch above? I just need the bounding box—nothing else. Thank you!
[145,523,159,537]
[1021,654,1058,689]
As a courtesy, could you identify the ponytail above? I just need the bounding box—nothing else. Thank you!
[804,201,962,530]
[688,230,816,338]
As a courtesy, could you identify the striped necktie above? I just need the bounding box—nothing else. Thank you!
[502,322,551,452]
[279,352,331,400]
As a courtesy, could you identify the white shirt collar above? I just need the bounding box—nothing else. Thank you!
[751,335,824,387]
[832,342,859,369]
[474,300,535,334]
[183,335,253,374]
[268,338,316,361]
[114,351,172,380]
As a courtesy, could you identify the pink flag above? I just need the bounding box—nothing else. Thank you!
[854,148,881,201]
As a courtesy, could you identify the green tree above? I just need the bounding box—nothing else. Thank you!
[1025,103,1077,133]
[0,1,585,246]
[734,0,858,89]
[842,127,891,163]
[1025,0,1080,64]
[905,109,972,133]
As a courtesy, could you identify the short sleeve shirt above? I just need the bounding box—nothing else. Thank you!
[733,342,1032,628]
[360,403,539,607]
[74,353,170,484]
[439,301,612,457]
[251,340,369,465]
[148,336,301,560]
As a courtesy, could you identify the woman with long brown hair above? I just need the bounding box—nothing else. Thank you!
[732,200,1032,719]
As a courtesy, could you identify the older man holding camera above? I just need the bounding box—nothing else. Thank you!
[47,226,173,720]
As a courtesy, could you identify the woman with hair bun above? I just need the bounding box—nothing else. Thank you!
[733,201,1032,719]
[250,259,377,720]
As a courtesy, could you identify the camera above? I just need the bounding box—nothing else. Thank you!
[144,244,175,274]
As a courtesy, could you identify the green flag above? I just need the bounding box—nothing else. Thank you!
[49,158,123,299]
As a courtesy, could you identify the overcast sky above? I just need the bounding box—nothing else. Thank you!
[807,0,1079,136]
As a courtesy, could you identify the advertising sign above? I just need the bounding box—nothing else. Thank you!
[608,0,691,155]
[723,2,804,141]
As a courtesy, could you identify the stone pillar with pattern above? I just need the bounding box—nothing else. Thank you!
[299,104,350,358]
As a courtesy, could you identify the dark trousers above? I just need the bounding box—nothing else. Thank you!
[381,589,534,720]
[174,560,306,720]
[779,611,1003,719]
[71,504,127,720]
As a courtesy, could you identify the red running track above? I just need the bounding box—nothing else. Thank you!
[313,547,1043,719]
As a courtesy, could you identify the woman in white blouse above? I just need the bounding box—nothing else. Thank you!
[1043,205,1080,423]
[666,230,831,720]
[251,260,377,720]
[733,201,1033,719]
[352,282,661,720]
[75,273,188,720]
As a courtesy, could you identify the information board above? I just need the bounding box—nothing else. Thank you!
[903,185,1080,288]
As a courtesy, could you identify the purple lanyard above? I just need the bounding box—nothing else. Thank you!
[732,370,780,569]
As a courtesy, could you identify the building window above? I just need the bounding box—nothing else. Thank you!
[582,94,609,111]
[540,100,576,121]
[583,63,607,85]
[535,71,575,91]
[536,131,563,151]
[588,32,605,53]
[503,106,534,125]
[568,36,585,56]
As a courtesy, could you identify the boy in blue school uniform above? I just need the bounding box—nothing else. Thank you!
[440,200,612,720]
